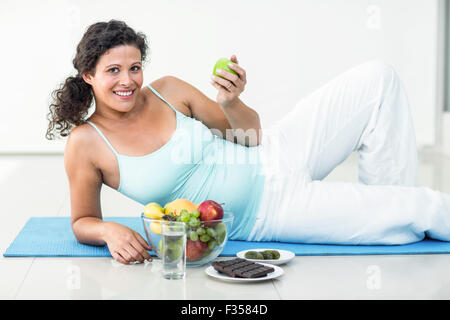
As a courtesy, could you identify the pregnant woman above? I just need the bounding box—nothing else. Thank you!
[47,20,450,265]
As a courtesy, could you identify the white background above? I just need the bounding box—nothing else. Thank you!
[0,0,439,153]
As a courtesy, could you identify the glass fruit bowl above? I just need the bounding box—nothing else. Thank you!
[141,211,234,267]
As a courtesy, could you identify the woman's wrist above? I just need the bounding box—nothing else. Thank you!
[99,220,111,244]
[72,217,108,246]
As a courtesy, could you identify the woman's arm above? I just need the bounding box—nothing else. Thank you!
[215,97,261,147]
[160,56,261,147]
[210,55,261,146]
[65,126,151,264]
[64,126,105,245]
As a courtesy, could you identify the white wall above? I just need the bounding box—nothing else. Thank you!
[0,0,439,153]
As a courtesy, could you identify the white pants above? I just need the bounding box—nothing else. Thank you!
[249,59,450,244]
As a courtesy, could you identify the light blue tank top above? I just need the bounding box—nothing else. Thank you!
[86,84,265,240]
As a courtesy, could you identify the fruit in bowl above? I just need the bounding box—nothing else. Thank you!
[143,202,165,219]
[141,199,234,267]
[197,200,224,227]
[164,198,197,216]
[186,239,208,261]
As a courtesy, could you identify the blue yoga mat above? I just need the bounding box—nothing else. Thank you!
[4,217,450,258]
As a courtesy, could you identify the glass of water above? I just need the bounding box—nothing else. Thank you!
[161,221,186,280]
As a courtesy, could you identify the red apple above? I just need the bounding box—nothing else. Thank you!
[197,200,224,227]
[186,239,208,261]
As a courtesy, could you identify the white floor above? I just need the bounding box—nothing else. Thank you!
[1,149,450,300]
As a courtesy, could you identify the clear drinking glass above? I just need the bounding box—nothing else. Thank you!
[161,221,186,280]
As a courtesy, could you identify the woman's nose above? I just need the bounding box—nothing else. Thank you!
[119,72,133,86]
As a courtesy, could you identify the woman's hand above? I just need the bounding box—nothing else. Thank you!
[102,221,152,264]
[211,55,247,107]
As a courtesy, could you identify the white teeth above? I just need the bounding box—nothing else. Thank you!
[114,90,133,96]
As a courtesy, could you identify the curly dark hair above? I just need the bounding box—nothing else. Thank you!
[46,19,149,140]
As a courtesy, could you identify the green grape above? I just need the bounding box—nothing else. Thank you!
[181,210,189,217]
[208,239,217,250]
[188,217,199,227]
[206,227,217,238]
[181,214,190,223]
[214,223,227,245]
[196,227,206,236]
[200,234,211,242]
[192,210,200,218]
[189,230,199,242]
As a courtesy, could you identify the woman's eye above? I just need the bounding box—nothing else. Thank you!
[108,66,140,73]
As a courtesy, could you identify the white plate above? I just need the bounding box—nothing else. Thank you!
[236,249,295,265]
[205,262,284,282]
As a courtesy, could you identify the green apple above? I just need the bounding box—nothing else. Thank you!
[213,58,238,78]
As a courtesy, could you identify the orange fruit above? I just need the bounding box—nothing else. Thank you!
[164,198,197,216]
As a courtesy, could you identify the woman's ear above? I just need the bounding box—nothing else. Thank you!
[81,72,93,86]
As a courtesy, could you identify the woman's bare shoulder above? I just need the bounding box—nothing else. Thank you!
[66,123,96,152]
[151,75,189,95]
[64,123,100,169]
[145,76,193,117]
[147,75,174,90]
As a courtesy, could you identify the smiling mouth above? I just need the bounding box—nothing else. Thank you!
[113,89,135,97]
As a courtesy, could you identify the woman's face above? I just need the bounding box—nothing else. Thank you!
[83,44,144,114]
